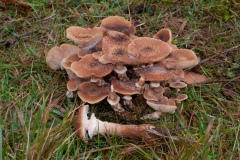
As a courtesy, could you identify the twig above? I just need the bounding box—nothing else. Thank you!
[198,44,240,65]
[0,30,38,47]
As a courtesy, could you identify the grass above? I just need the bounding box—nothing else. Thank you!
[1,0,239,159]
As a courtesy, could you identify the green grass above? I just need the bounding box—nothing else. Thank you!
[1,0,240,159]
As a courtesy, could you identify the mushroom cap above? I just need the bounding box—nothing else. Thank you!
[99,36,137,65]
[92,51,104,60]
[181,72,208,84]
[46,44,82,70]
[136,62,174,81]
[100,16,135,35]
[71,54,115,78]
[61,54,81,70]
[105,30,130,39]
[111,79,140,95]
[169,81,187,89]
[77,82,110,104]
[76,105,89,143]
[146,99,177,113]
[67,78,84,92]
[143,86,164,101]
[66,26,103,49]
[153,28,172,44]
[171,94,188,103]
[128,37,172,64]
[161,49,199,69]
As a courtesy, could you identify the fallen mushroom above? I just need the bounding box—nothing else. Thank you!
[76,104,178,143]
[181,72,208,84]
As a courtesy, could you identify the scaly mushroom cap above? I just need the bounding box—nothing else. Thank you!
[78,82,110,104]
[111,79,140,95]
[161,49,199,69]
[136,62,174,81]
[76,105,89,143]
[100,16,135,35]
[71,54,115,78]
[181,72,208,84]
[99,36,137,65]
[67,78,84,92]
[61,54,81,70]
[46,44,82,70]
[66,26,103,49]
[143,86,165,101]
[128,37,172,64]
[153,28,172,44]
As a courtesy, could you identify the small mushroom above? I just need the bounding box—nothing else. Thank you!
[146,97,177,114]
[169,81,187,89]
[161,49,199,69]
[71,54,114,86]
[66,78,84,98]
[128,37,172,64]
[111,79,140,112]
[76,105,173,142]
[77,82,110,104]
[153,28,172,44]
[136,62,174,88]
[46,44,82,70]
[143,86,165,101]
[61,54,81,70]
[171,94,188,103]
[100,16,135,35]
[66,26,103,50]
[107,85,136,120]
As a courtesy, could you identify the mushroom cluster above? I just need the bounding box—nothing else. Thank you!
[46,16,207,141]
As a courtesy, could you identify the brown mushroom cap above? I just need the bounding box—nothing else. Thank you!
[143,86,165,101]
[67,78,84,92]
[128,37,172,64]
[181,72,208,84]
[71,54,115,78]
[66,26,103,49]
[46,44,82,70]
[161,49,199,69]
[146,100,177,113]
[76,105,89,143]
[169,81,187,89]
[61,54,81,70]
[100,16,135,35]
[171,94,188,103]
[153,28,172,44]
[136,62,174,81]
[78,82,110,104]
[99,36,137,65]
[111,79,140,95]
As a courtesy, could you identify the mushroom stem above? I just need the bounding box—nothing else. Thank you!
[135,77,145,93]
[114,65,129,81]
[90,77,107,86]
[88,113,154,139]
[150,81,160,88]
[107,91,136,120]
[123,95,139,113]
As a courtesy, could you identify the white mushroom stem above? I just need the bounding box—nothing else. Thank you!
[90,77,107,86]
[150,81,160,88]
[141,111,162,120]
[135,77,145,93]
[87,113,155,139]
[107,86,136,120]
[123,95,139,113]
[114,65,129,81]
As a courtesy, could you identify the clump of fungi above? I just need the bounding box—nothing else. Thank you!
[46,16,208,142]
